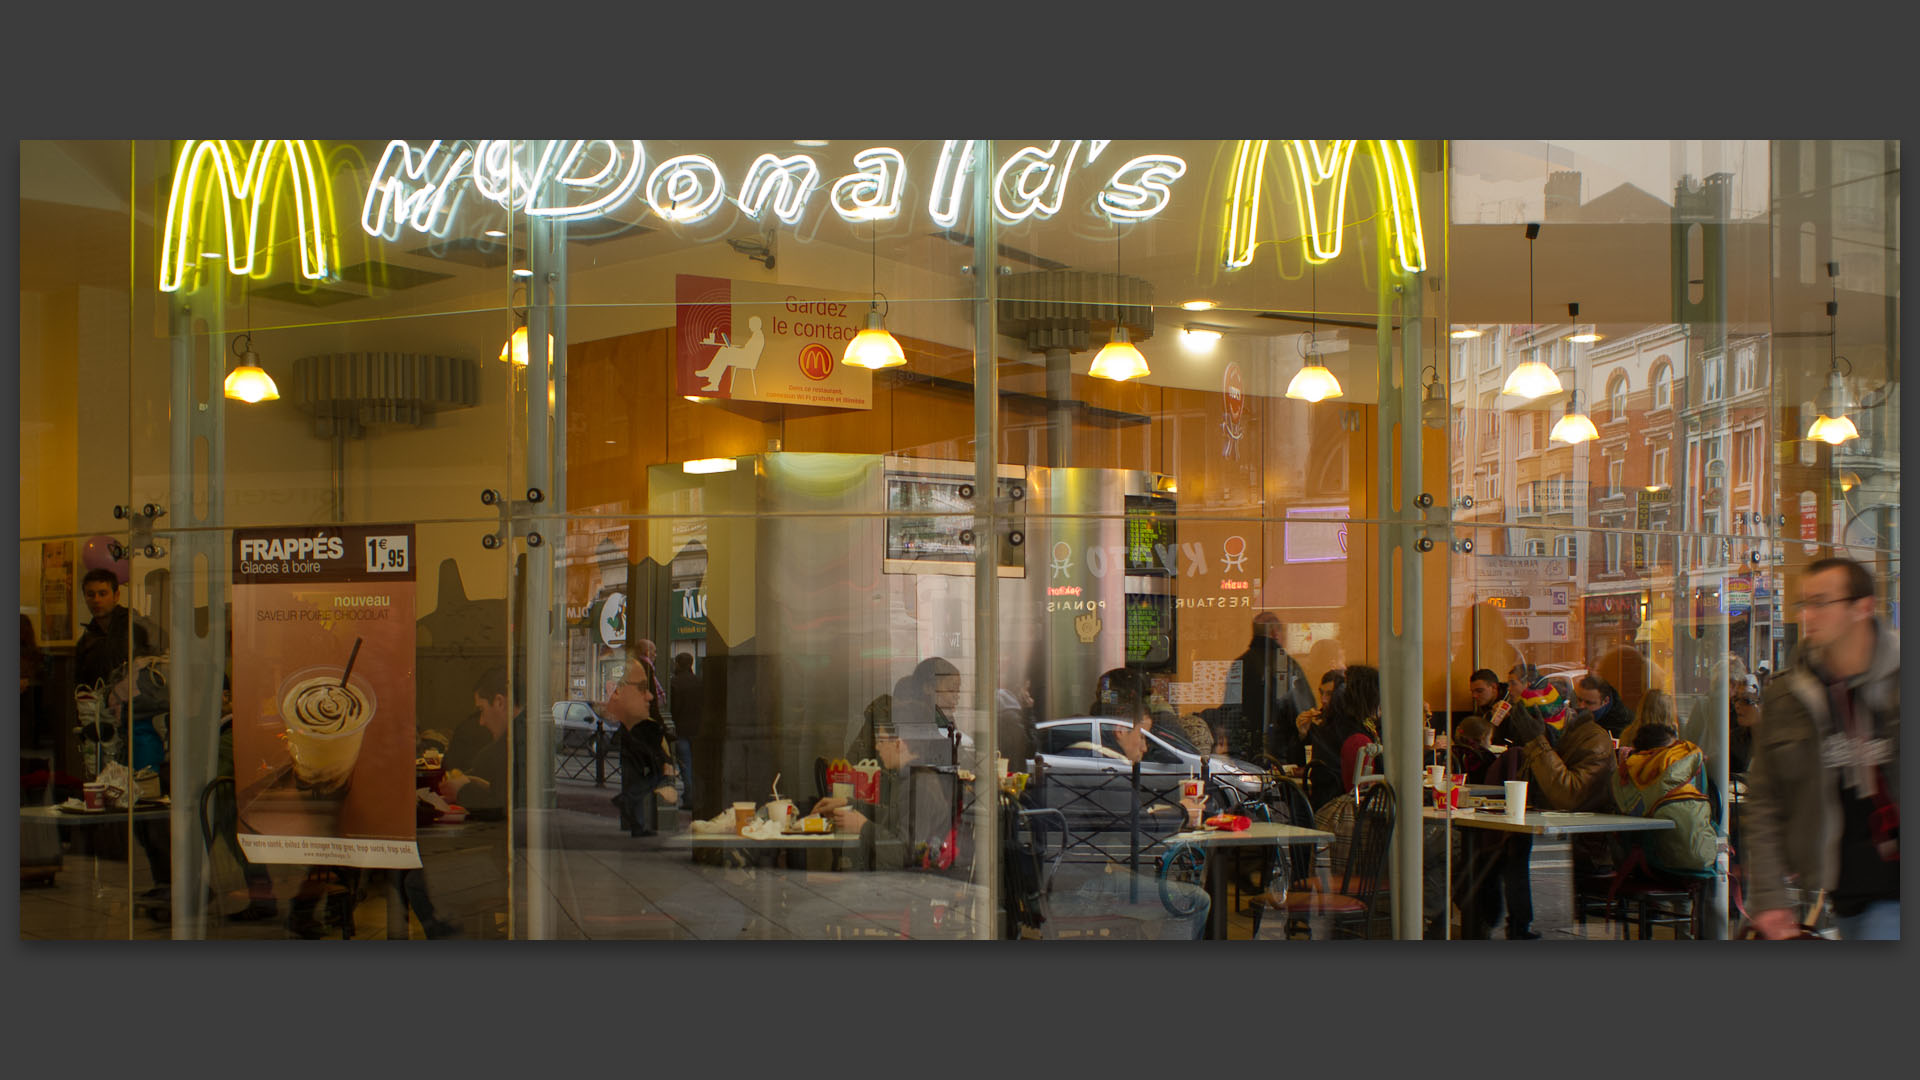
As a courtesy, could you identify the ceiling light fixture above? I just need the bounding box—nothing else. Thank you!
[683,457,739,474]
[843,219,905,370]
[1286,261,1341,401]
[1565,300,1603,343]
[1807,261,1860,445]
[1450,327,1482,339]
[1501,222,1562,400]
[499,324,556,367]
[484,228,508,239]
[223,286,278,403]
[1420,364,1447,428]
[500,283,552,367]
[1181,299,1217,311]
[1090,219,1150,382]
[224,337,279,403]
[1549,389,1598,444]
[1179,326,1222,351]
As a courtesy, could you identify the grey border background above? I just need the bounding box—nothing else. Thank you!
[3,0,1913,1071]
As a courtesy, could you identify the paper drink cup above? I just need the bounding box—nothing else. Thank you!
[1504,781,1528,822]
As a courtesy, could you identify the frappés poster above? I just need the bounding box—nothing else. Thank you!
[232,526,419,868]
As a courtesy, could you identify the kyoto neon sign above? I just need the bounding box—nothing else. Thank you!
[160,140,1428,294]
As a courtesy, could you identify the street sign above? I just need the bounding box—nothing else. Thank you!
[1503,614,1571,643]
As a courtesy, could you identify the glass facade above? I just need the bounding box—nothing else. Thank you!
[16,139,1899,940]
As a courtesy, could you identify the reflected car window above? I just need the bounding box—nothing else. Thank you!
[1040,722,1097,756]
[1098,722,1182,765]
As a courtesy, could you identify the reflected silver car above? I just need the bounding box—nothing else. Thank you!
[1027,716,1266,840]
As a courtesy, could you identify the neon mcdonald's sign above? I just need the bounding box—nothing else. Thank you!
[1224,139,1427,275]
[159,140,1428,294]
[159,140,337,293]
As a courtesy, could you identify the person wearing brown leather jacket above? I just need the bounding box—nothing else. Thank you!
[1482,685,1619,938]
[1503,703,1617,813]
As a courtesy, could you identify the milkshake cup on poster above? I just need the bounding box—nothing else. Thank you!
[279,665,378,794]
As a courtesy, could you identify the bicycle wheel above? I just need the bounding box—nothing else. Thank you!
[1159,843,1206,916]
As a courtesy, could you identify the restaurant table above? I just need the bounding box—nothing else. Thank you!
[673,829,864,870]
[20,803,177,892]
[22,804,173,824]
[1423,807,1677,836]
[1427,807,1675,937]
[1158,822,1335,940]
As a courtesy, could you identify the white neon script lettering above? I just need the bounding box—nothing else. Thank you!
[737,153,822,225]
[471,140,542,211]
[362,140,473,241]
[830,147,906,222]
[349,141,1201,242]
[926,140,975,229]
[161,140,332,293]
[531,140,647,220]
[647,154,726,222]
[1097,155,1187,221]
[993,140,1082,224]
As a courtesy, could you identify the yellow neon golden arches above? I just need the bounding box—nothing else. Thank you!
[1222,139,1426,275]
[160,140,334,293]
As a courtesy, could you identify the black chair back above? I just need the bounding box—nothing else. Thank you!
[1273,780,1318,884]
[1342,781,1397,938]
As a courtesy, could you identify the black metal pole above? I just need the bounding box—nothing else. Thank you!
[1129,761,1142,903]
[594,722,607,788]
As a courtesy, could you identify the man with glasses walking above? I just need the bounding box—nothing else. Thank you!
[1745,556,1900,940]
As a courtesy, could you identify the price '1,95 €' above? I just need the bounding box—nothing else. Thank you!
[365,535,411,573]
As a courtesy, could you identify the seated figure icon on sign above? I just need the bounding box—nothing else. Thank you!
[694,315,766,394]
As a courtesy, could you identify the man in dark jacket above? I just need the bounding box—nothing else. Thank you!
[1747,557,1900,940]
[75,568,159,689]
[606,658,674,837]
[438,666,526,822]
[1223,613,1315,765]
[75,568,170,904]
[1573,672,1631,740]
[668,652,702,810]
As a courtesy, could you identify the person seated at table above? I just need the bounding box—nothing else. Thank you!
[811,695,929,871]
[1616,685,1679,751]
[1467,668,1507,721]
[1609,709,1715,875]
[1449,714,1498,785]
[1455,682,1568,939]
[437,666,527,822]
[1495,672,1616,814]
[1573,672,1631,740]
[1301,664,1381,794]
[1317,667,1345,708]
[1500,670,1623,927]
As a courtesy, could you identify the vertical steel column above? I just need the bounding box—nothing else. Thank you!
[518,148,560,939]
[970,140,1001,937]
[166,285,225,938]
[1672,173,1732,938]
[1378,272,1426,941]
[1045,347,1073,467]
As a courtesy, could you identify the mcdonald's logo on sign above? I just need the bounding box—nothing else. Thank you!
[1222,140,1427,276]
[160,140,337,293]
